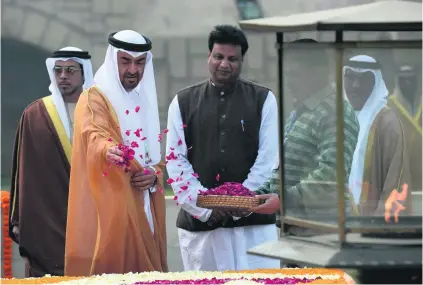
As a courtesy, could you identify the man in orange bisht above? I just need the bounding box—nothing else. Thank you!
[65,30,168,276]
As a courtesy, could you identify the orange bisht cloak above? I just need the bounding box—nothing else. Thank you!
[64,86,168,276]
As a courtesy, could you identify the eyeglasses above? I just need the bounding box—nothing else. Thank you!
[53,66,82,75]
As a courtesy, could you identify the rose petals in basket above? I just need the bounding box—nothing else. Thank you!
[197,182,259,210]
[197,195,260,210]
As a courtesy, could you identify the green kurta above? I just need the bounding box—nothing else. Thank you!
[256,87,359,223]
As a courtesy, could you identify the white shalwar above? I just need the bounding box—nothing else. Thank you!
[166,90,280,271]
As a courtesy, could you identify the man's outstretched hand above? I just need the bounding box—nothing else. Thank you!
[249,193,280,214]
[106,145,124,164]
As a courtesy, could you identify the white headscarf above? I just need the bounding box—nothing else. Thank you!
[45,46,94,139]
[94,30,161,167]
[344,55,389,204]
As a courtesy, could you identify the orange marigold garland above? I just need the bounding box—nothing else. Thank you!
[1,190,13,278]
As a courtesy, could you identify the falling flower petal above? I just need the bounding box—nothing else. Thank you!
[134,129,142,138]
[188,146,193,150]
[125,130,131,136]
[192,173,199,178]
[163,129,169,134]
[177,138,183,146]
[170,147,175,151]
[165,152,177,161]
[182,124,187,128]
[102,171,108,176]
[144,169,150,175]
[141,137,147,141]
[216,174,220,181]
[158,187,164,194]
[180,185,188,191]
[194,215,199,219]
[131,141,139,148]
[125,110,129,115]
[108,138,113,142]
[164,161,169,165]
[135,106,140,113]
[139,154,144,159]
[156,170,161,175]
[167,178,175,185]
[173,195,178,201]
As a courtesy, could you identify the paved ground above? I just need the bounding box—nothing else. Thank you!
[8,198,184,277]
[165,197,185,272]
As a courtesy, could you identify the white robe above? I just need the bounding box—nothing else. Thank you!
[166,90,280,271]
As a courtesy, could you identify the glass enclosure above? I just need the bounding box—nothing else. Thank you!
[278,32,422,240]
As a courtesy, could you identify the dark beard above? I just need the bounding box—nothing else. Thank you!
[60,86,77,97]
[399,85,417,105]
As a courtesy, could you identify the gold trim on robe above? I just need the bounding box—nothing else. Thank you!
[42,95,72,163]
[389,96,422,134]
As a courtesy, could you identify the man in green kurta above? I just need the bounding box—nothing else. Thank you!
[251,54,413,220]
[249,40,359,233]
[8,47,94,277]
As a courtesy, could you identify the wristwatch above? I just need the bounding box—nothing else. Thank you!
[148,166,158,188]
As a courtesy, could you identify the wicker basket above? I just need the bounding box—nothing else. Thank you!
[197,195,260,210]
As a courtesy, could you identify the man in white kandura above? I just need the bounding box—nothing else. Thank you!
[166,25,279,271]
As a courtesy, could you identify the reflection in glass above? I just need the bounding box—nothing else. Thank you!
[278,42,422,236]
[280,40,360,236]
[342,48,422,235]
